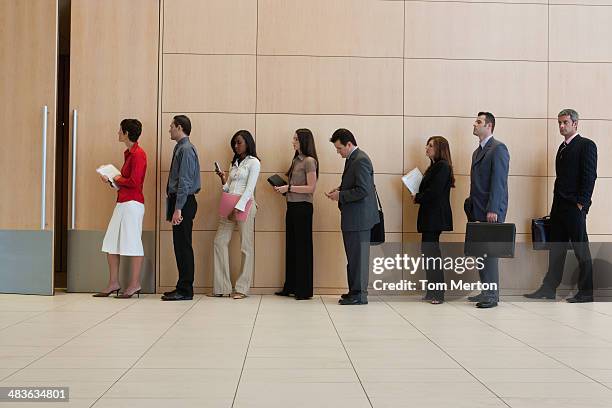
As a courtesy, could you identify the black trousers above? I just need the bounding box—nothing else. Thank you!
[543,199,593,295]
[342,229,371,301]
[170,195,197,297]
[283,201,314,298]
[421,231,444,301]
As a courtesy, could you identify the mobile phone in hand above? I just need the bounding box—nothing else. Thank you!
[214,161,221,174]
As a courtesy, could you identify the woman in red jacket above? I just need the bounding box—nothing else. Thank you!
[94,119,147,298]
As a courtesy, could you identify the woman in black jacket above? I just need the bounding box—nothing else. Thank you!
[414,136,454,304]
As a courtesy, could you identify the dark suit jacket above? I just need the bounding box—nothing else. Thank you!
[338,148,380,232]
[552,134,597,213]
[469,137,510,222]
[415,159,453,232]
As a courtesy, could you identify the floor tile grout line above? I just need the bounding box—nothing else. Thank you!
[381,297,513,407]
[320,295,374,408]
[0,297,142,383]
[231,295,263,408]
[508,301,612,345]
[448,301,612,394]
[0,295,90,335]
[88,295,205,408]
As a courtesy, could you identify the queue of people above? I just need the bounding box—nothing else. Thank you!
[94,108,598,307]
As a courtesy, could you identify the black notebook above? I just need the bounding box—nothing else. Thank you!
[267,174,287,187]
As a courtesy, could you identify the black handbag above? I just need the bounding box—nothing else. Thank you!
[532,216,551,250]
[370,188,385,245]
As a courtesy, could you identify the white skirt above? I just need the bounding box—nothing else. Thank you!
[101,201,145,256]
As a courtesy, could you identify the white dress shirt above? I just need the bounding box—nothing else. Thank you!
[223,155,261,211]
[480,134,494,149]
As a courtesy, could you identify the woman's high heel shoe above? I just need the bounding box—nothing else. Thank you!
[93,288,120,297]
[115,288,141,299]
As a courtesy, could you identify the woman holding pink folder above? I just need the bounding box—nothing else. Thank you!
[211,130,260,299]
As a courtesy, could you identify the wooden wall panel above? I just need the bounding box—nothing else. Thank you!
[405,2,547,61]
[257,56,403,115]
[163,0,256,54]
[549,62,612,120]
[258,0,403,57]
[0,0,57,230]
[162,54,256,113]
[403,117,548,177]
[157,0,612,294]
[256,115,403,175]
[550,5,612,62]
[404,59,548,118]
[70,0,159,230]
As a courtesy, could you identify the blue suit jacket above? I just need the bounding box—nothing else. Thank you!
[469,137,510,222]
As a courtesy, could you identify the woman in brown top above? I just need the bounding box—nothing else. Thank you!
[273,128,318,300]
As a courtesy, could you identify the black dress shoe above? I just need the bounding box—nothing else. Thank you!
[338,297,368,305]
[340,291,358,299]
[467,293,486,303]
[566,294,593,303]
[295,296,311,300]
[476,300,498,308]
[163,289,177,296]
[523,287,555,300]
[274,290,293,297]
[161,292,193,301]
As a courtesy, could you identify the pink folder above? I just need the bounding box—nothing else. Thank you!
[218,192,253,221]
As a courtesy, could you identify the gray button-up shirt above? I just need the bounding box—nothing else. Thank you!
[167,137,201,210]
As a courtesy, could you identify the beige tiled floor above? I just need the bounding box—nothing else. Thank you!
[1,293,612,407]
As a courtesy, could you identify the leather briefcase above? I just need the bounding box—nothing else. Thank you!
[532,216,551,250]
[370,188,385,245]
[464,222,516,258]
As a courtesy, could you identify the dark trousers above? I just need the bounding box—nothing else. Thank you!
[422,231,444,301]
[283,201,314,298]
[543,200,593,295]
[170,195,197,297]
[479,256,499,302]
[342,229,371,301]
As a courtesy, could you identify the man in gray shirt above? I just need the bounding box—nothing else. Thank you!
[162,115,201,301]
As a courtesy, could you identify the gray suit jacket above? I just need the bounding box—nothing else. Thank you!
[469,137,510,222]
[338,148,380,232]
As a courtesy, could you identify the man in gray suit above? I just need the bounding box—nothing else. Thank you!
[466,112,510,309]
[326,129,379,305]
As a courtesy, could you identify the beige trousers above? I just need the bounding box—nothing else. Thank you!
[213,204,257,295]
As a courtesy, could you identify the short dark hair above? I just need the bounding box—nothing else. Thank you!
[173,115,191,136]
[329,128,357,146]
[230,130,259,163]
[120,119,142,142]
[477,112,495,132]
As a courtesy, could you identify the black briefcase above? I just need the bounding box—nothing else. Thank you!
[464,222,516,258]
[370,188,385,246]
[532,216,551,250]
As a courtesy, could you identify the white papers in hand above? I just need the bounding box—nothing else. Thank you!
[402,167,423,195]
[96,164,121,190]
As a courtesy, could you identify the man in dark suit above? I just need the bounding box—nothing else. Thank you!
[525,109,597,303]
[467,112,510,309]
[326,129,379,305]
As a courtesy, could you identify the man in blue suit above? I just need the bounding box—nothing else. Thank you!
[466,112,510,309]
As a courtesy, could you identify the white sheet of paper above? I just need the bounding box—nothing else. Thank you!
[96,164,121,190]
[401,167,423,195]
